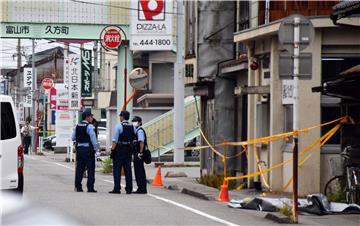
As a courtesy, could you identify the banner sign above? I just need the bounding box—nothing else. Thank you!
[81,49,92,97]
[23,93,32,107]
[55,111,74,147]
[55,83,69,110]
[130,0,173,51]
[64,56,70,90]
[23,67,33,88]
[1,23,128,40]
[68,54,81,109]
[50,87,57,110]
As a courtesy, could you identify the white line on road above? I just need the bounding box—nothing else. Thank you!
[103,179,239,226]
[148,193,239,226]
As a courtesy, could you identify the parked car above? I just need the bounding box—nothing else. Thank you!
[46,127,107,151]
[0,95,24,194]
[43,135,56,150]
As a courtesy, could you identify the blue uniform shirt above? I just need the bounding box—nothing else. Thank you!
[136,127,145,142]
[71,121,99,152]
[112,121,136,143]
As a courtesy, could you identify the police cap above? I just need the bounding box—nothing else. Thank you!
[132,116,142,122]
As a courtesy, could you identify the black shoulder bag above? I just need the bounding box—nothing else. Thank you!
[139,128,152,164]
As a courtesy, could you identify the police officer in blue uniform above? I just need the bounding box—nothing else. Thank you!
[72,110,99,193]
[109,110,136,194]
[132,116,147,194]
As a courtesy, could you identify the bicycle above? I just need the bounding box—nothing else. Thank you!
[324,145,360,204]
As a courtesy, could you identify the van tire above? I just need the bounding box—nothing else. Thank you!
[16,173,24,193]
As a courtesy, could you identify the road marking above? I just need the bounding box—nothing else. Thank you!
[53,162,74,171]
[147,194,239,226]
[27,156,238,226]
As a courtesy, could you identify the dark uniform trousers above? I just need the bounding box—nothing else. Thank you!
[133,151,147,192]
[23,136,31,154]
[75,147,95,191]
[113,146,132,193]
[74,122,95,191]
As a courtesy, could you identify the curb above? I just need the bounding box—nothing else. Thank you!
[265,212,292,224]
[180,188,215,201]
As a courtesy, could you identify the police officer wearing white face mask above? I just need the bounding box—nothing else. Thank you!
[132,116,147,194]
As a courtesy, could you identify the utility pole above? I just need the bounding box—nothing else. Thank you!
[93,41,98,109]
[15,39,21,107]
[173,0,185,163]
[31,39,37,154]
[292,16,300,224]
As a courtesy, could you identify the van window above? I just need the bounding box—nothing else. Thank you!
[1,102,16,140]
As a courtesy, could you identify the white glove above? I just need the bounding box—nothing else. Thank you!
[137,153,143,159]
[95,151,100,158]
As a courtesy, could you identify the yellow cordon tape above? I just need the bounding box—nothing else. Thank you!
[225,117,346,182]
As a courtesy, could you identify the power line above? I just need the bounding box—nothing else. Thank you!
[69,0,183,16]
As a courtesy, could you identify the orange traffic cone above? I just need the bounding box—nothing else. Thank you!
[151,166,163,186]
[218,179,230,202]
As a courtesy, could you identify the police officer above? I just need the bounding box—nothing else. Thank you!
[109,110,136,194]
[132,116,147,194]
[72,110,99,193]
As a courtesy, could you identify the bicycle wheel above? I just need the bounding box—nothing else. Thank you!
[324,175,346,201]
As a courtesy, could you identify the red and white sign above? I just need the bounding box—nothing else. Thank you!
[55,83,69,110]
[100,26,122,49]
[130,0,173,51]
[42,78,54,91]
[50,87,57,110]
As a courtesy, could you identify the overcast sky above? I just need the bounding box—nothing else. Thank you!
[0,39,94,69]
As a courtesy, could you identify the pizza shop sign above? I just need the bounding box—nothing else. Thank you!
[100,26,122,50]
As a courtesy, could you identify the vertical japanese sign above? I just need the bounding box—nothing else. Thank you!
[130,0,173,51]
[282,80,294,105]
[50,87,57,110]
[81,49,92,97]
[55,83,69,110]
[68,54,81,110]
[23,67,33,88]
[64,56,70,90]
[23,93,32,107]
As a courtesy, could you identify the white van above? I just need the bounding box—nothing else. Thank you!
[0,95,24,193]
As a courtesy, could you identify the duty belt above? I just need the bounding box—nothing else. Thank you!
[118,141,132,145]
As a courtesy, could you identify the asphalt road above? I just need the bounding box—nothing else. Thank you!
[5,154,279,226]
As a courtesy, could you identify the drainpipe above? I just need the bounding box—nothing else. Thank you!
[265,0,270,24]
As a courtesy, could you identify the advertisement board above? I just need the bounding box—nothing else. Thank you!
[81,49,92,97]
[55,111,74,147]
[130,0,173,51]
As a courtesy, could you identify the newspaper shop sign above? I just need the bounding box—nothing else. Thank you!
[81,49,92,97]
[68,54,81,110]
[100,26,122,50]
[130,0,173,51]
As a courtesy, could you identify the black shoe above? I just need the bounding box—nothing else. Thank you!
[134,190,147,194]
[75,188,83,192]
[88,189,97,193]
[109,190,121,194]
[126,191,132,194]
